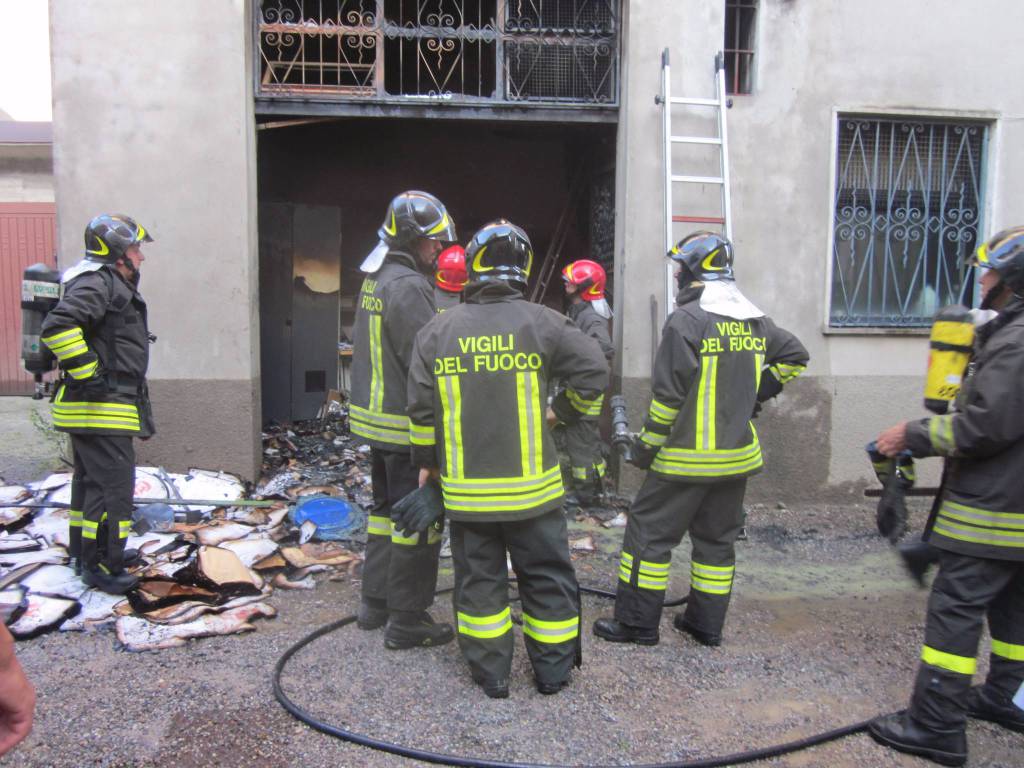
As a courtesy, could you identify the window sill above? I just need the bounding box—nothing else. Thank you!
[822,325,930,337]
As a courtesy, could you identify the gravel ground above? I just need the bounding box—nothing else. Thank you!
[7,500,1023,768]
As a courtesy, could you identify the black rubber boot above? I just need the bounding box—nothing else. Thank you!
[81,567,139,596]
[673,614,722,647]
[475,677,509,699]
[965,685,1024,733]
[592,617,659,646]
[384,611,455,649]
[356,598,388,630]
[536,677,569,696]
[868,712,966,767]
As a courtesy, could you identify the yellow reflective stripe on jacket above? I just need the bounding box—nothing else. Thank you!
[690,561,734,595]
[928,415,956,455]
[410,422,436,447]
[595,459,606,477]
[441,469,563,513]
[457,607,513,639]
[991,639,1024,661]
[42,327,89,361]
[769,362,805,384]
[695,355,718,450]
[921,644,976,675]
[639,429,667,447]
[367,515,391,537]
[368,314,384,411]
[439,374,464,478]
[566,387,602,417]
[391,524,419,546]
[648,398,679,426]
[652,433,763,478]
[66,359,99,380]
[522,613,579,644]
[516,371,542,476]
[53,385,141,432]
[349,404,410,446]
[754,352,765,391]
[932,500,1024,549]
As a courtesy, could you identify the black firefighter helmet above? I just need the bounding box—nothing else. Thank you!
[84,214,153,263]
[465,220,533,291]
[970,226,1024,296]
[377,191,456,249]
[669,231,734,283]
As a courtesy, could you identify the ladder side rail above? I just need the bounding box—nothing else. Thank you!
[661,49,675,321]
[715,51,734,241]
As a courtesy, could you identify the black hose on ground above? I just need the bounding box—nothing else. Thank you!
[273,584,877,768]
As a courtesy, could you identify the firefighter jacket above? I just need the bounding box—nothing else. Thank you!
[637,284,808,483]
[408,281,609,523]
[905,296,1024,561]
[40,266,154,437]
[350,251,436,451]
[567,301,614,361]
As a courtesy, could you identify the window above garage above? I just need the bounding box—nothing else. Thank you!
[255,0,620,114]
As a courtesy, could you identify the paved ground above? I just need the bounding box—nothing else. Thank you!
[0,396,68,484]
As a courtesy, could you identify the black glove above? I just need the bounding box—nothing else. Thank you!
[875,471,909,543]
[629,438,657,470]
[751,400,763,419]
[392,480,445,537]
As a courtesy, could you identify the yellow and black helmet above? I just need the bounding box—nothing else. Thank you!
[669,231,734,282]
[970,226,1024,294]
[84,214,152,263]
[377,190,456,248]
[465,220,533,290]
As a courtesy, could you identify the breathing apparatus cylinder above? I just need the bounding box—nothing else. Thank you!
[924,304,974,415]
[20,262,61,399]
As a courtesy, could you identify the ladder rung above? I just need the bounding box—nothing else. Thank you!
[672,215,726,224]
[671,175,724,185]
[671,136,722,145]
[670,97,719,107]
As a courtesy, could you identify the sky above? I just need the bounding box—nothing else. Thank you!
[0,0,52,120]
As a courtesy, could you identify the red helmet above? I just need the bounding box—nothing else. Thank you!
[435,245,467,293]
[562,259,606,301]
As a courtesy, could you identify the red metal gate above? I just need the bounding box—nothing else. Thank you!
[0,203,57,395]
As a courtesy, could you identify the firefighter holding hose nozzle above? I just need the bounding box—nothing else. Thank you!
[869,227,1024,767]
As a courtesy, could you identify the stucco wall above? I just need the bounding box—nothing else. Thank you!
[0,145,53,202]
[49,0,261,479]
[615,0,1023,496]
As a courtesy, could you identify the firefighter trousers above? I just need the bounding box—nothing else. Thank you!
[563,419,606,496]
[908,550,1024,731]
[614,474,746,637]
[361,448,442,614]
[70,434,134,574]
[451,510,580,687]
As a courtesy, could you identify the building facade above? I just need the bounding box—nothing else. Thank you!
[48,1,1024,498]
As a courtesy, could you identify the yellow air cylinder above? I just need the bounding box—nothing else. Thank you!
[924,305,975,414]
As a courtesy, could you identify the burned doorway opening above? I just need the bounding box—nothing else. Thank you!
[257,116,616,424]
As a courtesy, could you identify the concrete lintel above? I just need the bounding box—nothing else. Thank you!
[254,98,618,124]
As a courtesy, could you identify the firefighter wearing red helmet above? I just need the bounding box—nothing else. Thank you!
[434,244,467,313]
[560,260,614,506]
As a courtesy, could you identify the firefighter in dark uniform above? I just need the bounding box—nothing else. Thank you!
[869,227,1024,767]
[593,232,808,647]
[434,244,466,313]
[350,191,457,649]
[406,221,609,698]
[560,259,614,506]
[41,214,155,595]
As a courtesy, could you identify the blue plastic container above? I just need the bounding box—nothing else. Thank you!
[290,495,363,540]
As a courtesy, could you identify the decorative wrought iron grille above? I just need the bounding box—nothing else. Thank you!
[724,0,757,96]
[830,116,987,328]
[256,0,619,106]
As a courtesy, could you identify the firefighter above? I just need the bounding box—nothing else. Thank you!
[593,231,808,647]
[434,244,467,312]
[559,259,614,506]
[869,227,1024,767]
[350,191,457,649]
[40,214,156,595]
[406,220,609,698]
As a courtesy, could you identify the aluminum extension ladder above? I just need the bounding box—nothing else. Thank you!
[657,48,733,316]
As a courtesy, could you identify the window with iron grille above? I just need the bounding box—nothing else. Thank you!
[256,0,619,107]
[830,116,988,328]
[724,0,757,95]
